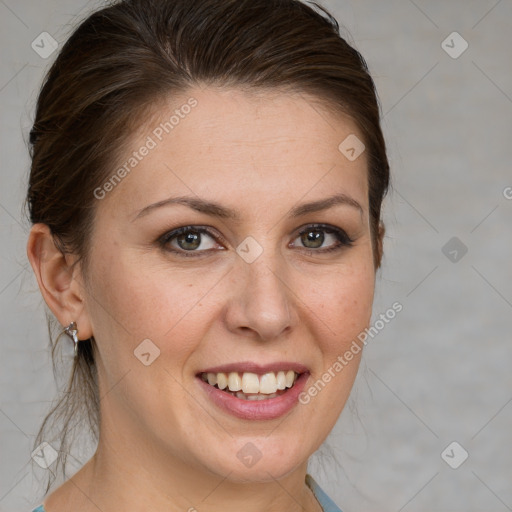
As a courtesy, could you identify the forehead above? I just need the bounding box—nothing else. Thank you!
[99,86,369,217]
[175,86,364,157]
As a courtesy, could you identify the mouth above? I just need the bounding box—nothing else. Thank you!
[199,370,300,401]
[196,363,310,420]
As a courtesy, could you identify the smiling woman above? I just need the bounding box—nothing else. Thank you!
[25,1,390,511]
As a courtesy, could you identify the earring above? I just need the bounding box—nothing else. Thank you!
[64,321,79,357]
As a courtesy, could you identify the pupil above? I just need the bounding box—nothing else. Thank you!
[179,231,200,250]
[303,230,323,249]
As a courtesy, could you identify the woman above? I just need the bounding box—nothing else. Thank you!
[26,0,389,510]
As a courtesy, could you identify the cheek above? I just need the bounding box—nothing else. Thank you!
[83,248,214,423]
[330,268,374,338]
[299,255,376,348]
[289,259,375,442]
[85,246,218,367]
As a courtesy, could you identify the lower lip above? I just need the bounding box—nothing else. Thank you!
[197,373,310,420]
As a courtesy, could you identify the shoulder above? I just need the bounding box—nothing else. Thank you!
[306,474,344,512]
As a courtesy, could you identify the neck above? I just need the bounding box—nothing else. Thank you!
[67,416,321,512]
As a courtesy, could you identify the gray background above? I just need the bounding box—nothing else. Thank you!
[1,1,511,511]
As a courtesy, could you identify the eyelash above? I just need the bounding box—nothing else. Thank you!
[158,224,354,258]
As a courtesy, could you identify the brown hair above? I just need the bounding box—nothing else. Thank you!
[27,0,390,492]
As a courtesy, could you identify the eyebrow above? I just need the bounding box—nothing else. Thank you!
[132,192,363,222]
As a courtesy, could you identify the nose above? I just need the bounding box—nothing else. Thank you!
[223,254,296,342]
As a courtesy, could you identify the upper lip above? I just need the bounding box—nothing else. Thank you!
[197,361,309,375]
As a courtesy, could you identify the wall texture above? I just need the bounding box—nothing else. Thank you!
[1,1,511,511]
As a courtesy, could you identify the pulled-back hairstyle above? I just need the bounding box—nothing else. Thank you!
[27,0,390,492]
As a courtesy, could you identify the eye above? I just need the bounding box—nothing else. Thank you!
[159,226,223,257]
[291,224,354,254]
[158,223,354,258]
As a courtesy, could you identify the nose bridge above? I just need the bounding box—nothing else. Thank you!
[246,254,286,300]
[225,240,295,340]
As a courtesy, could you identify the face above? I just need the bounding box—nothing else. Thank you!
[81,86,376,483]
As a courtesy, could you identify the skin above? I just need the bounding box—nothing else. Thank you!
[27,86,384,512]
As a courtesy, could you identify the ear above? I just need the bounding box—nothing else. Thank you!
[26,223,93,340]
[375,221,386,269]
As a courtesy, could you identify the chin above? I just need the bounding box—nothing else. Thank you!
[195,435,312,483]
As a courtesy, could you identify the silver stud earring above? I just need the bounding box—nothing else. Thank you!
[64,321,79,357]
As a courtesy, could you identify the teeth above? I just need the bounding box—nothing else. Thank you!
[259,372,278,394]
[276,371,287,390]
[228,372,242,392]
[216,372,228,390]
[237,391,278,401]
[202,370,299,395]
[285,370,295,388]
[242,372,260,393]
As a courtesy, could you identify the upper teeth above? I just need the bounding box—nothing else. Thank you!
[202,371,298,394]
